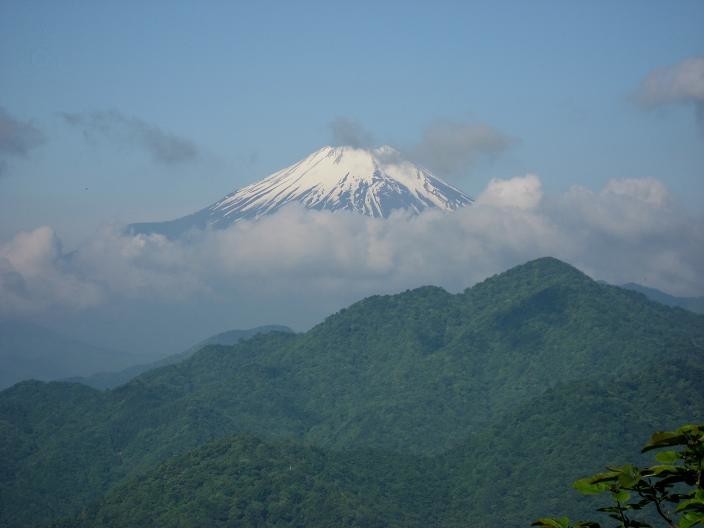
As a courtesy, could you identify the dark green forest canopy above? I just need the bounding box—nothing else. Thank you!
[49,359,704,528]
[1,257,703,527]
[51,435,445,528]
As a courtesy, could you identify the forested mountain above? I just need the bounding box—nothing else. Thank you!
[50,354,704,527]
[1,257,702,527]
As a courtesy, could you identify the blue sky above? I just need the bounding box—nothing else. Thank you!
[1,2,703,355]
[1,1,703,245]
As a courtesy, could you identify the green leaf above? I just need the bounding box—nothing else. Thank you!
[655,450,680,463]
[646,463,678,475]
[642,431,687,452]
[532,517,571,528]
[615,464,641,488]
[585,470,621,484]
[614,490,631,503]
[678,498,704,513]
[678,424,702,434]
[574,478,610,495]
[679,510,704,528]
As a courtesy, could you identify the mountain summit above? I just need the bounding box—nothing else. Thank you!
[129,145,473,237]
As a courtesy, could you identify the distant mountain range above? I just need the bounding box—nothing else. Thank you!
[0,320,290,391]
[620,282,704,314]
[128,145,473,237]
[2,257,702,527]
[68,325,292,389]
[0,321,140,390]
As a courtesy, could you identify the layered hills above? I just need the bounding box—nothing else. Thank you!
[1,257,702,527]
[70,325,292,390]
[621,282,704,314]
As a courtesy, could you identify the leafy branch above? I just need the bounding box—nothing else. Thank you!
[533,424,704,528]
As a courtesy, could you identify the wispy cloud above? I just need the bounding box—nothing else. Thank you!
[327,117,512,179]
[408,120,513,177]
[0,106,46,176]
[329,117,376,148]
[60,110,199,164]
[637,56,704,133]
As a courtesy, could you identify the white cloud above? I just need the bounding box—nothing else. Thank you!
[0,227,102,317]
[477,174,543,209]
[639,56,704,105]
[637,56,704,133]
[602,178,669,206]
[559,178,676,240]
[1,176,702,325]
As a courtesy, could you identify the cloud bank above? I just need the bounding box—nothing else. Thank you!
[1,175,701,326]
[637,56,704,133]
[61,110,199,164]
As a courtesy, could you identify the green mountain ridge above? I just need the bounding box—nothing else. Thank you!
[1,257,702,527]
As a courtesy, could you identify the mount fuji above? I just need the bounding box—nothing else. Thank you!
[129,145,473,237]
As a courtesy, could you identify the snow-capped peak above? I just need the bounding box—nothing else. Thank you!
[128,145,473,237]
[211,145,472,219]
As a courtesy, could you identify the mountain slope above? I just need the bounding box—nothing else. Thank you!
[70,325,293,390]
[129,145,472,237]
[442,352,704,526]
[1,257,703,526]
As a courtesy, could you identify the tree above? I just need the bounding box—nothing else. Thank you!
[532,424,704,528]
